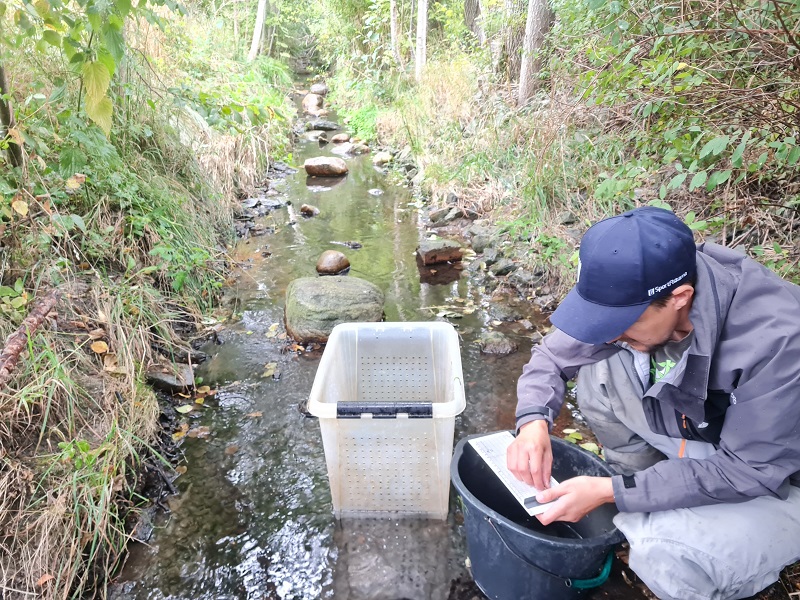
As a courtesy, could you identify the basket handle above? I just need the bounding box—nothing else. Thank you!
[485,517,613,589]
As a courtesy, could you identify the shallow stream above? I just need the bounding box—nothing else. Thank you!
[111,98,644,600]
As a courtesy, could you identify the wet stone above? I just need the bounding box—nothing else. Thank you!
[368,188,384,196]
[284,276,384,343]
[300,204,320,217]
[478,331,518,356]
[417,239,464,265]
[302,93,324,115]
[330,142,355,156]
[146,363,194,393]
[372,151,392,166]
[307,119,340,131]
[558,210,578,225]
[331,133,350,143]
[310,82,329,96]
[489,258,518,276]
[304,156,348,177]
[316,250,350,275]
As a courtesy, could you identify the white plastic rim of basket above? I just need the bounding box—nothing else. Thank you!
[307,322,467,419]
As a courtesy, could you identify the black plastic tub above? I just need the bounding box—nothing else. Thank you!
[451,433,625,600]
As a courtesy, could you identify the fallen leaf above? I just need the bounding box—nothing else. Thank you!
[491,320,502,326]
[246,411,263,418]
[196,385,211,394]
[65,176,82,191]
[187,426,211,439]
[265,323,280,339]
[579,442,601,455]
[562,428,577,434]
[288,343,304,352]
[11,199,28,217]
[90,341,109,354]
[176,392,191,398]
[88,328,105,340]
[36,574,54,587]
[194,397,205,405]
[225,445,239,455]
[175,405,193,414]
[175,465,188,474]
[172,430,186,441]
[262,362,277,378]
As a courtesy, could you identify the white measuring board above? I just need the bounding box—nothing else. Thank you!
[469,431,558,517]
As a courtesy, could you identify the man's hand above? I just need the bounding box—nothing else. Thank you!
[535,476,614,526]
[507,420,552,490]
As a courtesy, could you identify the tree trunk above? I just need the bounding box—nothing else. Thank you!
[415,0,428,82]
[247,0,268,62]
[503,0,527,82]
[390,0,403,66]
[517,0,553,105]
[464,0,485,46]
[0,61,23,169]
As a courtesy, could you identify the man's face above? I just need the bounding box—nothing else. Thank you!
[609,302,680,353]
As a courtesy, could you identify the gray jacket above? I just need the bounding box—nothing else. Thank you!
[516,243,800,512]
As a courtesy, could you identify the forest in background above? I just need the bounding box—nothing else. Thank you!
[1,0,799,596]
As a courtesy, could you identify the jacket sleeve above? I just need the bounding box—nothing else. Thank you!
[516,329,619,431]
[614,275,800,512]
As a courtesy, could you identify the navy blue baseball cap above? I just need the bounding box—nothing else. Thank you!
[550,207,697,345]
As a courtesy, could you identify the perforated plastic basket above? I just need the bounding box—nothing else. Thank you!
[308,322,466,519]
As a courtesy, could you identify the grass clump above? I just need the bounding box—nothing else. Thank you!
[0,3,295,599]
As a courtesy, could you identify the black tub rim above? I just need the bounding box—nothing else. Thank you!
[451,432,626,548]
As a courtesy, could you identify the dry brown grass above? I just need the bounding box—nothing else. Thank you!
[0,279,162,599]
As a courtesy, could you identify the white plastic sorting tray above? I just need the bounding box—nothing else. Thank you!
[308,322,466,519]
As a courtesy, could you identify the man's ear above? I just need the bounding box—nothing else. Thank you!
[671,285,694,311]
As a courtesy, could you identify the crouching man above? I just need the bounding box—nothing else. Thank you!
[508,206,800,600]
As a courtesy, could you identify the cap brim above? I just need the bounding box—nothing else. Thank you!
[550,287,649,345]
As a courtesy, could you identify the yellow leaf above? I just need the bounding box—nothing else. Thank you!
[81,62,111,105]
[85,96,113,136]
[66,176,82,191]
[175,465,188,474]
[7,128,22,145]
[265,323,279,338]
[194,397,205,405]
[175,405,193,414]
[196,385,211,394]
[90,341,109,354]
[12,200,28,216]
[172,430,186,441]
[262,362,277,378]
[675,62,689,71]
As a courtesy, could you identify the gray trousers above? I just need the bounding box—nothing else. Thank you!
[578,353,800,600]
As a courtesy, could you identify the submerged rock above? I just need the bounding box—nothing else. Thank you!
[478,331,519,356]
[285,276,384,343]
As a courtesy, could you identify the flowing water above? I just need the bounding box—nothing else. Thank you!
[111,99,643,600]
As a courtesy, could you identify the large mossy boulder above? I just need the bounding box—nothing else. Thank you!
[285,276,384,343]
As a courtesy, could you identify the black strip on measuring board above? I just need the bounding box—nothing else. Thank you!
[336,402,434,419]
